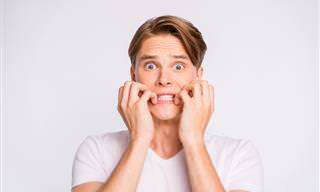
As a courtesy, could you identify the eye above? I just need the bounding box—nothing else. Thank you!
[145,63,156,70]
[174,63,184,71]
[145,63,157,70]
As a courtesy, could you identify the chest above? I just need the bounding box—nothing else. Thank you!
[137,154,192,192]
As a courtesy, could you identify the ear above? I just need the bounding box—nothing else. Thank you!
[196,67,203,80]
[130,65,136,81]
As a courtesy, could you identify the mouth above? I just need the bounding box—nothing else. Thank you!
[157,94,175,104]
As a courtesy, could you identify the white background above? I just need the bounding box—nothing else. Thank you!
[1,0,318,191]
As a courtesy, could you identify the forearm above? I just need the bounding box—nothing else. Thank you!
[183,139,225,192]
[98,138,150,192]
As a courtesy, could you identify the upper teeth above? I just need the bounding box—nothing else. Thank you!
[158,95,174,101]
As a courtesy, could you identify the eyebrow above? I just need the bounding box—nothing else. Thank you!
[138,54,189,62]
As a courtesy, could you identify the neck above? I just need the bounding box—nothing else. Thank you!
[150,116,183,158]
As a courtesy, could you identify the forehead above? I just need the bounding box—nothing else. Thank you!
[138,34,188,56]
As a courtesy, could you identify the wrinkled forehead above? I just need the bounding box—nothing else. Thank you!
[136,34,190,62]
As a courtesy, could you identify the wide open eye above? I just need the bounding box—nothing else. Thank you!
[174,63,185,71]
[145,63,157,70]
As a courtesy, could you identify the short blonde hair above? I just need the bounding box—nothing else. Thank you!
[128,15,207,69]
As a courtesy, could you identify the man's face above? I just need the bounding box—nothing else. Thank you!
[131,33,203,121]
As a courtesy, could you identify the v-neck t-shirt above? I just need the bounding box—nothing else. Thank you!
[71,130,263,191]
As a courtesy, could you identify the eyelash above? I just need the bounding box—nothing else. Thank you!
[143,62,186,71]
[144,63,157,70]
[174,63,185,70]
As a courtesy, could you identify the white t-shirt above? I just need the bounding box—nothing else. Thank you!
[72,130,263,191]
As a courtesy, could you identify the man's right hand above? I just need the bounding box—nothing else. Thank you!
[117,81,157,143]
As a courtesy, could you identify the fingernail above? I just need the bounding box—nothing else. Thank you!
[153,96,157,105]
[174,96,180,105]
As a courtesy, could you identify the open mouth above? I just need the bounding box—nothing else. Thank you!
[157,94,175,104]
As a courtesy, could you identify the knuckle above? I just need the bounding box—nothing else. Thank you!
[143,90,151,95]
[179,90,185,97]
[124,81,132,86]
[134,82,142,86]
[201,80,208,86]
[135,100,142,106]
[131,82,138,89]
[210,106,215,113]
[194,103,202,110]
[120,102,126,110]
[117,105,122,112]
[204,102,210,109]
[118,86,124,93]
[134,101,144,108]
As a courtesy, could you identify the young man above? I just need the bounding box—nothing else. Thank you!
[71,15,263,192]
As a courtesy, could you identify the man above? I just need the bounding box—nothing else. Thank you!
[71,15,263,192]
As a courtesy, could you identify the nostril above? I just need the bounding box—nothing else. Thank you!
[160,82,171,86]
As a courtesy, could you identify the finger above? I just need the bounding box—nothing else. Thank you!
[174,93,181,105]
[192,82,202,101]
[183,84,194,97]
[209,85,215,113]
[118,86,130,128]
[118,86,124,111]
[184,82,201,102]
[179,88,192,104]
[118,83,132,129]
[121,81,132,108]
[200,80,210,105]
[128,82,148,106]
[139,90,157,105]
[150,92,157,105]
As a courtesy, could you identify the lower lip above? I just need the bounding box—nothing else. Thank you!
[157,100,174,104]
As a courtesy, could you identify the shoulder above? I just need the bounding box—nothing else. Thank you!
[72,131,129,188]
[77,130,129,156]
[204,131,264,191]
[88,129,129,147]
[98,130,130,145]
[204,131,243,150]
[204,131,261,160]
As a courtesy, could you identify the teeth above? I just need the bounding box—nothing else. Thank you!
[158,95,174,101]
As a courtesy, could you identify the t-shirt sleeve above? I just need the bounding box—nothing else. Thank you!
[71,136,107,188]
[225,139,264,192]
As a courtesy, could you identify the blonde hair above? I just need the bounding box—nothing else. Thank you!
[128,15,207,69]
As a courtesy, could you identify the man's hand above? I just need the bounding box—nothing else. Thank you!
[118,81,157,142]
[175,80,215,144]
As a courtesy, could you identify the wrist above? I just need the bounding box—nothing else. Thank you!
[130,133,153,145]
[180,133,204,147]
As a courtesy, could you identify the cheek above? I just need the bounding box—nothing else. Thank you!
[137,72,158,85]
[176,73,197,87]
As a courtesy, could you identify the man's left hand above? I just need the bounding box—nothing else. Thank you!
[175,80,215,144]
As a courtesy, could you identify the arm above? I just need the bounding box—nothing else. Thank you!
[182,138,225,191]
[182,139,249,192]
[177,80,224,191]
[177,81,246,192]
[177,80,254,192]
[72,81,157,192]
[72,138,150,192]
[98,138,150,191]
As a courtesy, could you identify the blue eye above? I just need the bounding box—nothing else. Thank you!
[145,63,157,70]
[175,63,184,70]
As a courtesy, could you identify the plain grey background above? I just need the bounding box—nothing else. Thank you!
[1,0,318,191]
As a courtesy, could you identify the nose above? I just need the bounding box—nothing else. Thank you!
[156,69,172,87]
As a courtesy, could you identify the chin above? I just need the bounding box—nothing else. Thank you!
[149,104,181,121]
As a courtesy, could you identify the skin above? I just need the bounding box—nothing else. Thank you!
[72,34,248,192]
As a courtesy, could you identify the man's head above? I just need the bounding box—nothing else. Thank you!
[129,15,207,69]
[128,15,207,121]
